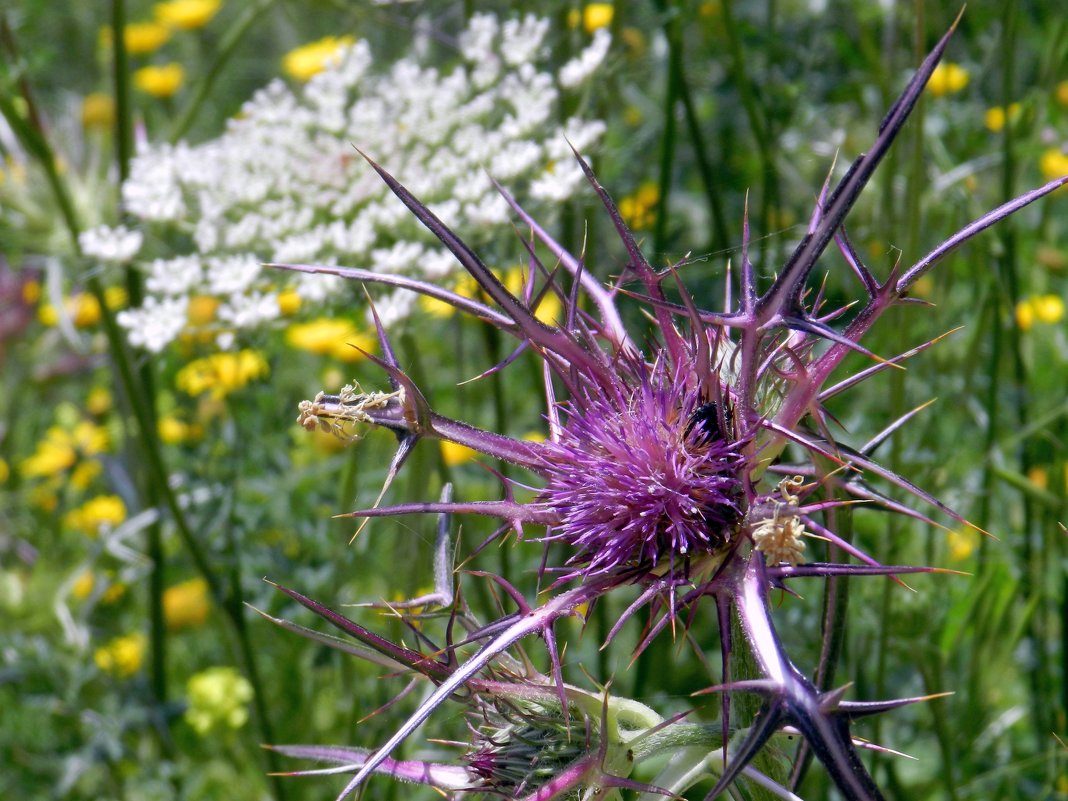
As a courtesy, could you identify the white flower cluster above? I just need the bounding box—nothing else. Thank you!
[79,225,143,263]
[119,14,609,350]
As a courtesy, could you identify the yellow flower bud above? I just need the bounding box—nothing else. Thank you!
[123,22,171,55]
[134,63,185,98]
[94,632,146,677]
[583,4,614,33]
[81,93,116,131]
[282,36,354,82]
[163,577,210,631]
[153,0,221,30]
[926,62,969,97]
[440,440,478,467]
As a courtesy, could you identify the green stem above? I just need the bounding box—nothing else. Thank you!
[169,0,277,142]
[110,0,169,706]
[479,318,512,580]
[652,0,681,260]
[110,0,132,185]
[720,0,776,268]
[995,2,1046,746]
[223,426,287,800]
[675,20,729,252]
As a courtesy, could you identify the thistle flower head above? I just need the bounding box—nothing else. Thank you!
[269,13,1068,801]
[465,700,594,796]
[538,359,745,578]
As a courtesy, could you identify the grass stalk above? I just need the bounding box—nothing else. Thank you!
[169,0,278,142]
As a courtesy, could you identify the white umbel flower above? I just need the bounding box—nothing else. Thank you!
[79,225,143,263]
[118,14,609,351]
[559,29,612,89]
[116,296,189,353]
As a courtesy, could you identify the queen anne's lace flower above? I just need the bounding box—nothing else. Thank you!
[118,14,609,350]
[78,225,143,263]
[116,296,189,353]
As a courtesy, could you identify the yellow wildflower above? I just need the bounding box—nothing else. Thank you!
[134,63,184,98]
[1033,294,1065,324]
[186,294,220,326]
[72,420,109,456]
[123,21,171,54]
[925,62,969,96]
[1027,466,1048,491]
[70,460,103,490]
[185,666,253,734]
[522,431,547,444]
[419,274,480,318]
[285,319,375,362]
[159,416,201,444]
[22,279,40,304]
[72,571,96,600]
[946,527,978,561]
[105,286,128,310]
[21,427,78,478]
[984,102,1021,133]
[582,4,614,33]
[38,293,102,328]
[21,416,108,481]
[1056,80,1068,107]
[158,416,185,444]
[94,632,146,677]
[502,268,562,325]
[175,350,269,399]
[87,387,112,416]
[73,294,102,326]
[1015,299,1034,331]
[1016,294,1065,330]
[276,288,302,316]
[1040,148,1068,182]
[154,0,221,30]
[618,182,659,230]
[163,577,210,631]
[64,495,127,537]
[282,36,354,82]
[37,303,58,326]
[0,457,8,484]
[440,440,478,467]
[81,93,115,131]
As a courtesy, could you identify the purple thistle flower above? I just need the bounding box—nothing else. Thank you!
[268,13,1068,801]
[538,357,746,580]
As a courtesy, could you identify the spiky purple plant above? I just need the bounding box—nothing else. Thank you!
[267,16,1067,801]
